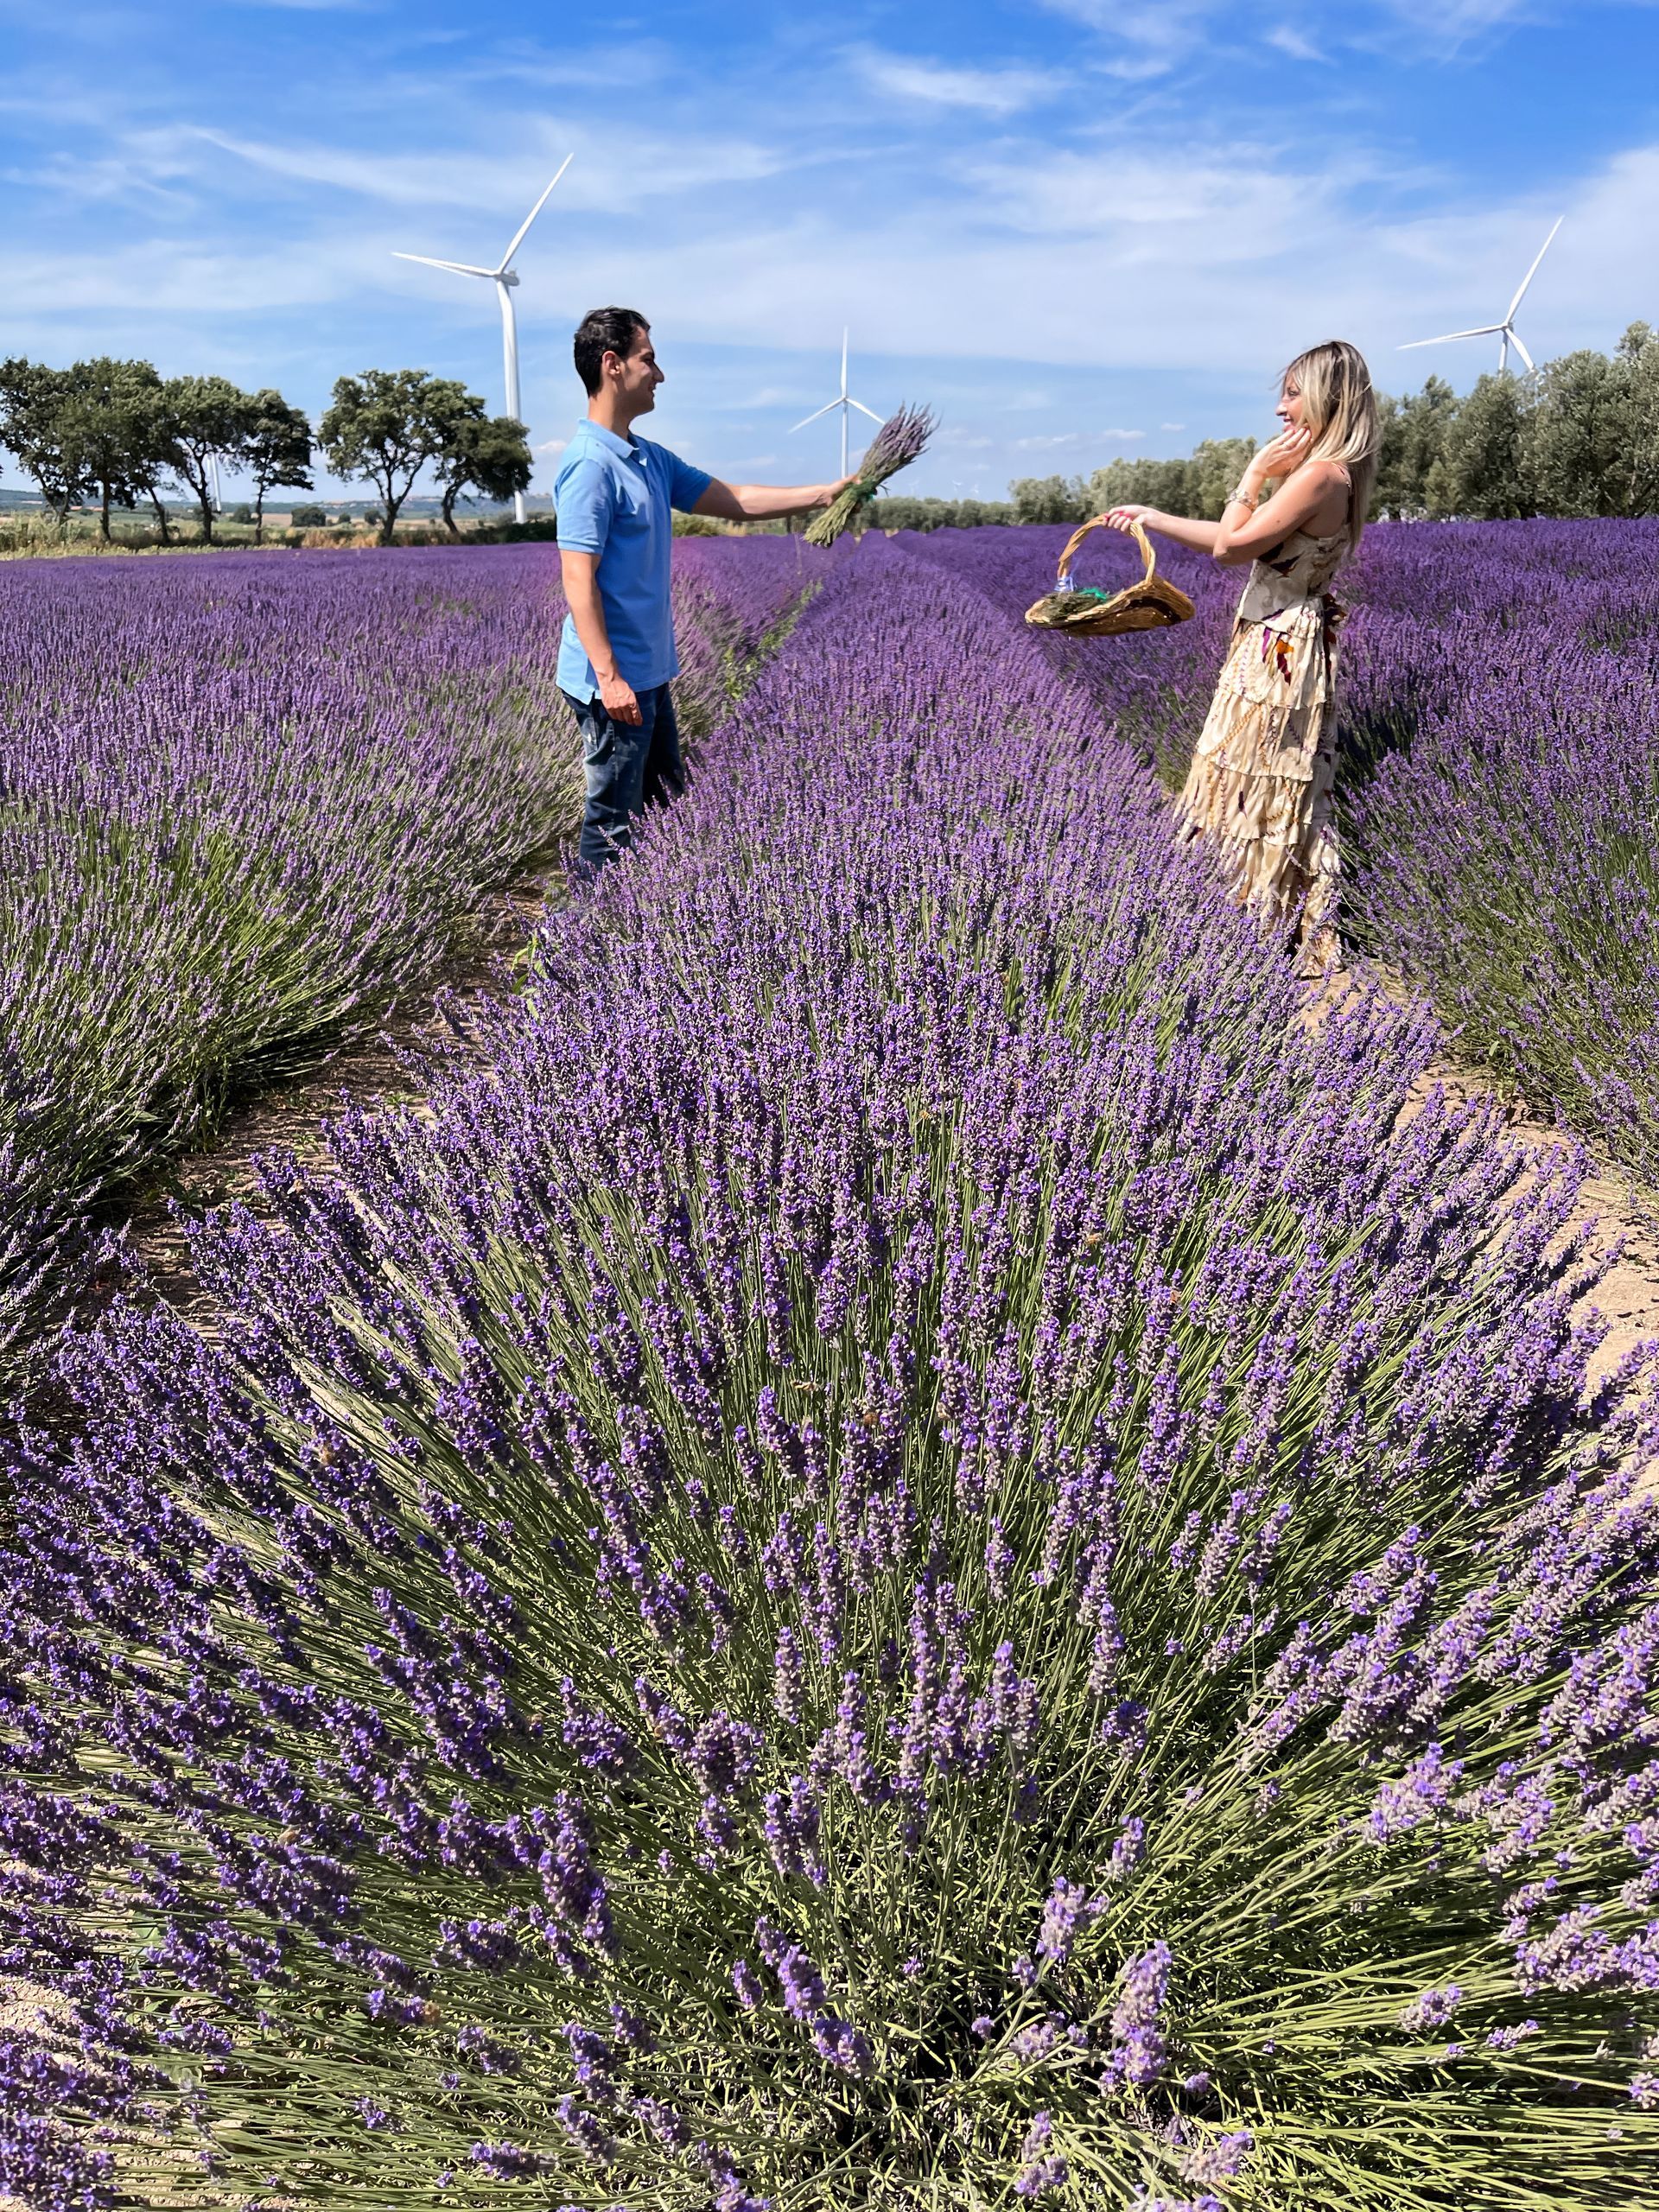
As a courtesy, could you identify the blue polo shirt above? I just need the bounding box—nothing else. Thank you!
[554,420,712,701]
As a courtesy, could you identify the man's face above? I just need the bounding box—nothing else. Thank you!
[607,326,664,416]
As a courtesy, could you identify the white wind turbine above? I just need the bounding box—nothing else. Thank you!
[393,154,574,524]
[1400,216,1564,376]
[791,330,881,478]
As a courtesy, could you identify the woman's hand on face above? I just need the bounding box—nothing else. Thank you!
[1250,424,1313,482]
[1098,504,1153,534]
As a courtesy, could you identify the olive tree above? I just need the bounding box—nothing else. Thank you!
[320,370,470,544]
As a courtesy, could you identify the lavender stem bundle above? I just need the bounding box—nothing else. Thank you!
[804,404,936,547]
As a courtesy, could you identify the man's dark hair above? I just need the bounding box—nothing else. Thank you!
[574,308,650,397]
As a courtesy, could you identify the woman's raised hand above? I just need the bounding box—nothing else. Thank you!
[1097,504,1154,533]
[1249,424,1313,481]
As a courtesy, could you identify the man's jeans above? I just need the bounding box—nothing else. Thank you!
[563,682,683,872]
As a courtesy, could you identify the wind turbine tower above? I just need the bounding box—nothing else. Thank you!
[393,155,574,524]
[791,331,881,479]
[1400,216,1564,376]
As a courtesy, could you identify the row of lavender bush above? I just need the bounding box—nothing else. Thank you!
[0,539,814,1381]
[908,518,1659,1180]
[1339,520,1659,1175]
[5,533,1656,2209]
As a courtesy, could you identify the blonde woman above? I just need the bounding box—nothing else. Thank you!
[1101,340,1378,976]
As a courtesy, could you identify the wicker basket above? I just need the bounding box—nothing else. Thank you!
[1024,516,1195,637]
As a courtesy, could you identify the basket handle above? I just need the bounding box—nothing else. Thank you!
[1055,514,1159,590]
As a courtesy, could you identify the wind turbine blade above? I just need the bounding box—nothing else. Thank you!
[1505,215,1563,321]
[848,398,883,423]
[1509,329,1535,373]
[393,252,495,278]
[791,399,841,431]
[1399,325,1503,348]
[841,328,849,399]
[499,153,574,272]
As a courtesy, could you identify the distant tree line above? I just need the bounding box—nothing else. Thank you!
[1010,438,1260,528]
[1008,326,1659,525]
[1374,324,1659,519]
[871,495,1017,531]
[0,359,533,545]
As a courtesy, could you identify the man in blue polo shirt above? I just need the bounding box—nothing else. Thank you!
[556,306,850,871]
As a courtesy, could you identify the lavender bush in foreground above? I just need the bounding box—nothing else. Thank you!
[3,543,1658,2209]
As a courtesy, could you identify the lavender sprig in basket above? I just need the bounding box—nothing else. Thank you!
[804,404,936,546]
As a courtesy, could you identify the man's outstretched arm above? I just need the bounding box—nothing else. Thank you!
[692,475,854,523]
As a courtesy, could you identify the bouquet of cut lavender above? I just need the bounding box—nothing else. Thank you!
[804,404,935,546]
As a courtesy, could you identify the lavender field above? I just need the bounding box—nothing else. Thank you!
[0,538,812,1382]
[918,518,1659,1177]
[3,524,1658,2210]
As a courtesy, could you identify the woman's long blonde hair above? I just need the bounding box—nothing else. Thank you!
[1281,339,1379,546]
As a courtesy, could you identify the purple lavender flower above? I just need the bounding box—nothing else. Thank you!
[1013,2111,1069,2196]
[1035,1875,1104,1975]
[1399,1986,1464,2034]
[1108,1942,1173,2089]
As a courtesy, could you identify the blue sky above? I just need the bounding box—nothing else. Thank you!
[3,0,1656,500]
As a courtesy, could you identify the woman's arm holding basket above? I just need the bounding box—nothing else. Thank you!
[1095,505,1219,553]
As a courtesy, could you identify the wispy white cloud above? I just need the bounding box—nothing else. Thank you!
[192,124,794,216]
[1039,0,1562,72]
[1014,428,1144,448]
[13,126,1637,378]
[0,146,196,206]
[1265,25,1327,60]
[1032,0,1221,79]
[848,44,1064,116]
[1368,0,1538,35]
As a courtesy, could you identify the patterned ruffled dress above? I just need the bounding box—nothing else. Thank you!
[1175,516,1351,965]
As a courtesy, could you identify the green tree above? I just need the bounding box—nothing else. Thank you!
[1374,377,1459,517]
[430,405,532,535]
[125,379,185,542]
[0,357,95,523]
[162,374,257,543]
[57,358,166,538]
[1183,437,1258,520]
[1425,373,1534,519]
[241,390,314,543]
[320,370,469,544]
[1524,347,1627,518]
[1081,456,1191,518]
[1612,323,1659,517]
[1008,473,1088,524]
